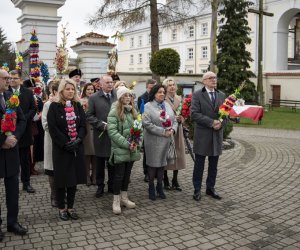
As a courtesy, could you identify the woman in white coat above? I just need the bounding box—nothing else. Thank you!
[42,80,60,207]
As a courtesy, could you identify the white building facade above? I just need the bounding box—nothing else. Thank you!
[117,6,257,75]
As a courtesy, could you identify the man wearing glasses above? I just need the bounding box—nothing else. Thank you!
[191,71,227,201]
[86,75,117,197]
[0,69,28,240]
[8,70,36,194]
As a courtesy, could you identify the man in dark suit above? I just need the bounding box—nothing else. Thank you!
[137,79,156,182]
[190,71,227,201]
[0,69,28,241]
[86,74,117,198]
[9,70,36,193]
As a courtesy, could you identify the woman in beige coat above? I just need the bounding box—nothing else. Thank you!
[80,83,97,186]
[162,79,186,191]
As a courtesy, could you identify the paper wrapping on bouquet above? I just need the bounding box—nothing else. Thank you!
[167,135,177,164]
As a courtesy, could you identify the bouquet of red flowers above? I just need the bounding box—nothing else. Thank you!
[160,109,172,130]
[181,94,192,119]
[1,93,20,135]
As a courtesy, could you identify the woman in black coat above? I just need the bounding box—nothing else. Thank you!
[47,79,86,221]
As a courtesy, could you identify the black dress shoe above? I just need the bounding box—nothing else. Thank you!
[67,209,79,220]
[206,188,222,200]
[58,210,69,221]
[0,228,4,241]
[95,186,104,198]
[7,223,28,235]
[193,191,201,201]
[23,185,35,193]
[171,180,182,191]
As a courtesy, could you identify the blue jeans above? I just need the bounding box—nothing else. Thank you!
[192,154,219,192]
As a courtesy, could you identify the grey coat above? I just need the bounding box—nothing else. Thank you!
[142,101,178,168]
[191,87,226,156]
[86,89,117,157]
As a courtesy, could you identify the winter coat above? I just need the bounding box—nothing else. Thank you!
[164,95,186,170]
[8,86,35,148]
[0,91,26,178]
[191,87,227,156]
[142,101,178,168]
[86,90,117,157]
[42,100,53,172]
[107,106,142,165]
[47,101,86,188]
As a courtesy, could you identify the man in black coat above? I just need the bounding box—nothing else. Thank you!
[9,70,36,193]
[0,69,28,241]
[137,79,156,182]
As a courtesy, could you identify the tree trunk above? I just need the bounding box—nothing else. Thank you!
[210,0,219,73]
[150,0,160,82]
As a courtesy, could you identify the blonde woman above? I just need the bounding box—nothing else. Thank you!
[162,78,186,191]
[107,86,142,214]
[47,79,86,221]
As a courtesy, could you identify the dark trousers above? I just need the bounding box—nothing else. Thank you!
[19,147,31,185]
[0,174,19,226]
[148,167,164,185]
[143,151,148,176]
[96,157,114,190]
[56,186,76,210]
[193,154,219,192]
[113,162,133,195]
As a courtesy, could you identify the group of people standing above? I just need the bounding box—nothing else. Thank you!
[0,68,226,241]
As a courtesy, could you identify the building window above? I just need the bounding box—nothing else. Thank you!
[201,46,208,59]
[148,34,151,44]
[201,23,208,36]
[159,32,162,43]
[148,52,151,63]
[188,26,194,38]
[130,54,134,64]
[138,54,143,64]
[171,29,177,41]
[187,70,193,74]
[202,69,208,73]
[130,37,134,48]
[187,48,194,59]
[138,36,143,47]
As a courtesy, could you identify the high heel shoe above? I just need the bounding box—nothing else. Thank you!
[171,179,182,191]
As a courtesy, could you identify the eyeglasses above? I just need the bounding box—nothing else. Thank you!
[11,77,20,80]
[0,77,12,81]
[205,76,217,80]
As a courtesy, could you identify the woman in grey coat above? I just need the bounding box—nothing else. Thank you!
[142,84,178,200]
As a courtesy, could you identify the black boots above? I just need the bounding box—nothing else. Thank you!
[156,183,166,199]
[148,183,156,200]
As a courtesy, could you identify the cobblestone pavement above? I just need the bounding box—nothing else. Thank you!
[0,127,300,250]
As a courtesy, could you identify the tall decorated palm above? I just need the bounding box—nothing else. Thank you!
[29,30,41,83]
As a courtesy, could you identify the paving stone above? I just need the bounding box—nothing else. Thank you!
[0,127,299,249]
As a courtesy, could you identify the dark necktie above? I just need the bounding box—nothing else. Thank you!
[0,93,6,110]
[209,92,216,106]
[106,93,110,101]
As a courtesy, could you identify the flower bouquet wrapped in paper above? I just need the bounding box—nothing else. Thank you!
[218,84,245,122]
[128,114,143,151]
